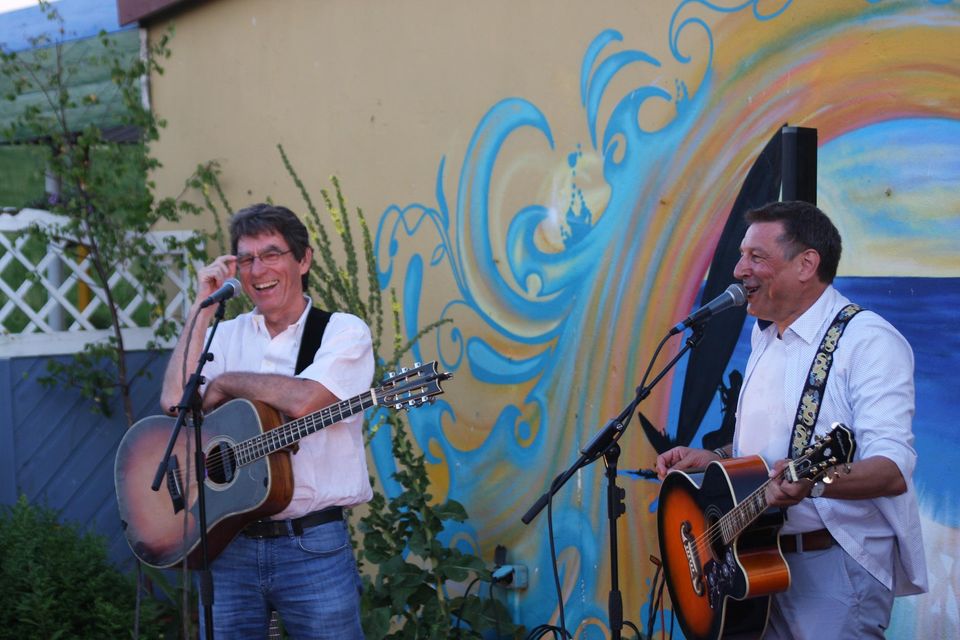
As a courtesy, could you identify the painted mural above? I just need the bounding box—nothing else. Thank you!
[373,1,959,638]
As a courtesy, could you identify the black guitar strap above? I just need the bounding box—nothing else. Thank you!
[295,307,332,375]
[788,303,863,458]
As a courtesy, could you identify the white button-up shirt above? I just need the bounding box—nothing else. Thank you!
[202,298,374,518]
[734,285,927,596]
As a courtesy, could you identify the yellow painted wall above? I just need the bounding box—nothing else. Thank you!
[144,1,960,638]
[147,0,690,233]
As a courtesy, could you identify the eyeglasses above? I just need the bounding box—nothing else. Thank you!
[235,249,293,270]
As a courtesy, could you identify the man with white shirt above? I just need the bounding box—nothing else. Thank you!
[655,201,926,639]
[161,204,372,639]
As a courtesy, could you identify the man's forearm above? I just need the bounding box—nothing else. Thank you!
[812,455,907,500]
[204,372,338,418]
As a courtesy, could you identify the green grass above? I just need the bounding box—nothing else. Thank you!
[0,145,47,208]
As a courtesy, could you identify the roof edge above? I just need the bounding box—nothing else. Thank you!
[116,0,195,26]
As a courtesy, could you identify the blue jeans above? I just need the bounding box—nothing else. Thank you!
[200,519,364,639]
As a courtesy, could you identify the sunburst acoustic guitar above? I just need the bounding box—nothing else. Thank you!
[115,361,450,568]
[657,423,856,640]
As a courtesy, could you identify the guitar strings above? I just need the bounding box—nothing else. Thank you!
[688,450,817,557]
[196,371,433,480]
[198,395,372,478]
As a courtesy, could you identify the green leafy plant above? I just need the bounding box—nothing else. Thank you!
[0,1,212,423]
[0,496,174,639]
[277,146,521,638]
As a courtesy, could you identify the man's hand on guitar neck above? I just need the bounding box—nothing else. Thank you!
[766,455,907,505]
[765,458,816,506]
[655,446,726,480]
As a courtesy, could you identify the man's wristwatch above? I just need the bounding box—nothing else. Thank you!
[810,480,827,498]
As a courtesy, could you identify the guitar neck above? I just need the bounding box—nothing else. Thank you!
[718,480,772,546]
[234,390,377,465]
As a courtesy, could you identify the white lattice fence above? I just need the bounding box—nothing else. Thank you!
[0,208,200,357]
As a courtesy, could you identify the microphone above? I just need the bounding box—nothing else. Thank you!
[669,283,747,335]
[199,278,242,309]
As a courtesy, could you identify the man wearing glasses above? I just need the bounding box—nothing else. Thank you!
[161,203,373,639]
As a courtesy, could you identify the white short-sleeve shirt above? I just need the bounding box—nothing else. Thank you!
[202,298,374,518]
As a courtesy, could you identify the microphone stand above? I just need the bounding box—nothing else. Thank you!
[521,324,707,640]
[151,300,228,640]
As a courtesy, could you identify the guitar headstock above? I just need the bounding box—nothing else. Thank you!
[374,361,451,410]
[787,422,857,484]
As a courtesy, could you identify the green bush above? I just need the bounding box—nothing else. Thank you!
[0,496,170,639]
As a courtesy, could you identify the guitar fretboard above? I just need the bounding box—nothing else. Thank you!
[233,390,377,465]
[719,487,770,545]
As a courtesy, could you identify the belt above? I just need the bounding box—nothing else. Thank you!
[242,506,344,539]
[779,528,835,553]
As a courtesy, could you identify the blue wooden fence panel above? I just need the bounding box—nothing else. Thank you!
[0,350,168,569]
[0,359,16,505]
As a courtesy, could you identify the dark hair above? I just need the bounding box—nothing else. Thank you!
[744,200,842,283]
[229,204,311,289]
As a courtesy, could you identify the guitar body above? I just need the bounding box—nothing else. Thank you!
[657,457,789,640]
[115,399,293,568]
[115,361,451,568]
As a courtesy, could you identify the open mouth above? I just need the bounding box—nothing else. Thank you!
[743,284,759,298]
[253,279,279,291]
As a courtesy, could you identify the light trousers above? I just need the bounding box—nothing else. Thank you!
[764,544,893,640]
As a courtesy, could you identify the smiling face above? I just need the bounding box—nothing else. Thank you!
[236,231,311,332]
[733,221,824,334]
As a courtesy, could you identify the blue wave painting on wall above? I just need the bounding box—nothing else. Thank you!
[372,1,959,636]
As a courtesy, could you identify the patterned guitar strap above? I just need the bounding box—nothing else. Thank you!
[788,303,863,459]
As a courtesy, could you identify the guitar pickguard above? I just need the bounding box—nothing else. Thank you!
[705,546,739,610]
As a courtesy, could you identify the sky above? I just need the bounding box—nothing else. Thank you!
[0,0,127,52]
[0,0,48,12]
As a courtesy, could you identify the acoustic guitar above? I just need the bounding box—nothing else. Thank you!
[656,423,855,640]
[115,361,450,568]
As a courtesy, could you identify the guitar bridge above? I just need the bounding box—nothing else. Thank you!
[680,521,705,596]
[165,455,185,514]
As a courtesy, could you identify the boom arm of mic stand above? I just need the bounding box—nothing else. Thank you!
[520,325,706,526]
[521,450,589,525]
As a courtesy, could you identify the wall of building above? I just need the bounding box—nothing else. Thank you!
[141,1,960,637]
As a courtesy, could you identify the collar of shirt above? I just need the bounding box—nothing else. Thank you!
[757,285,840,346]
[248,294,313,337]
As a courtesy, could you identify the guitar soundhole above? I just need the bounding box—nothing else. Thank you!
[206,441,238,486]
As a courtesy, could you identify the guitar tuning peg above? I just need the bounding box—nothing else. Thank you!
[414,361,422,367]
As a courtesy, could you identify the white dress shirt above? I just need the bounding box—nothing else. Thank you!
[201,298,375,519]
[733,285,927,596]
